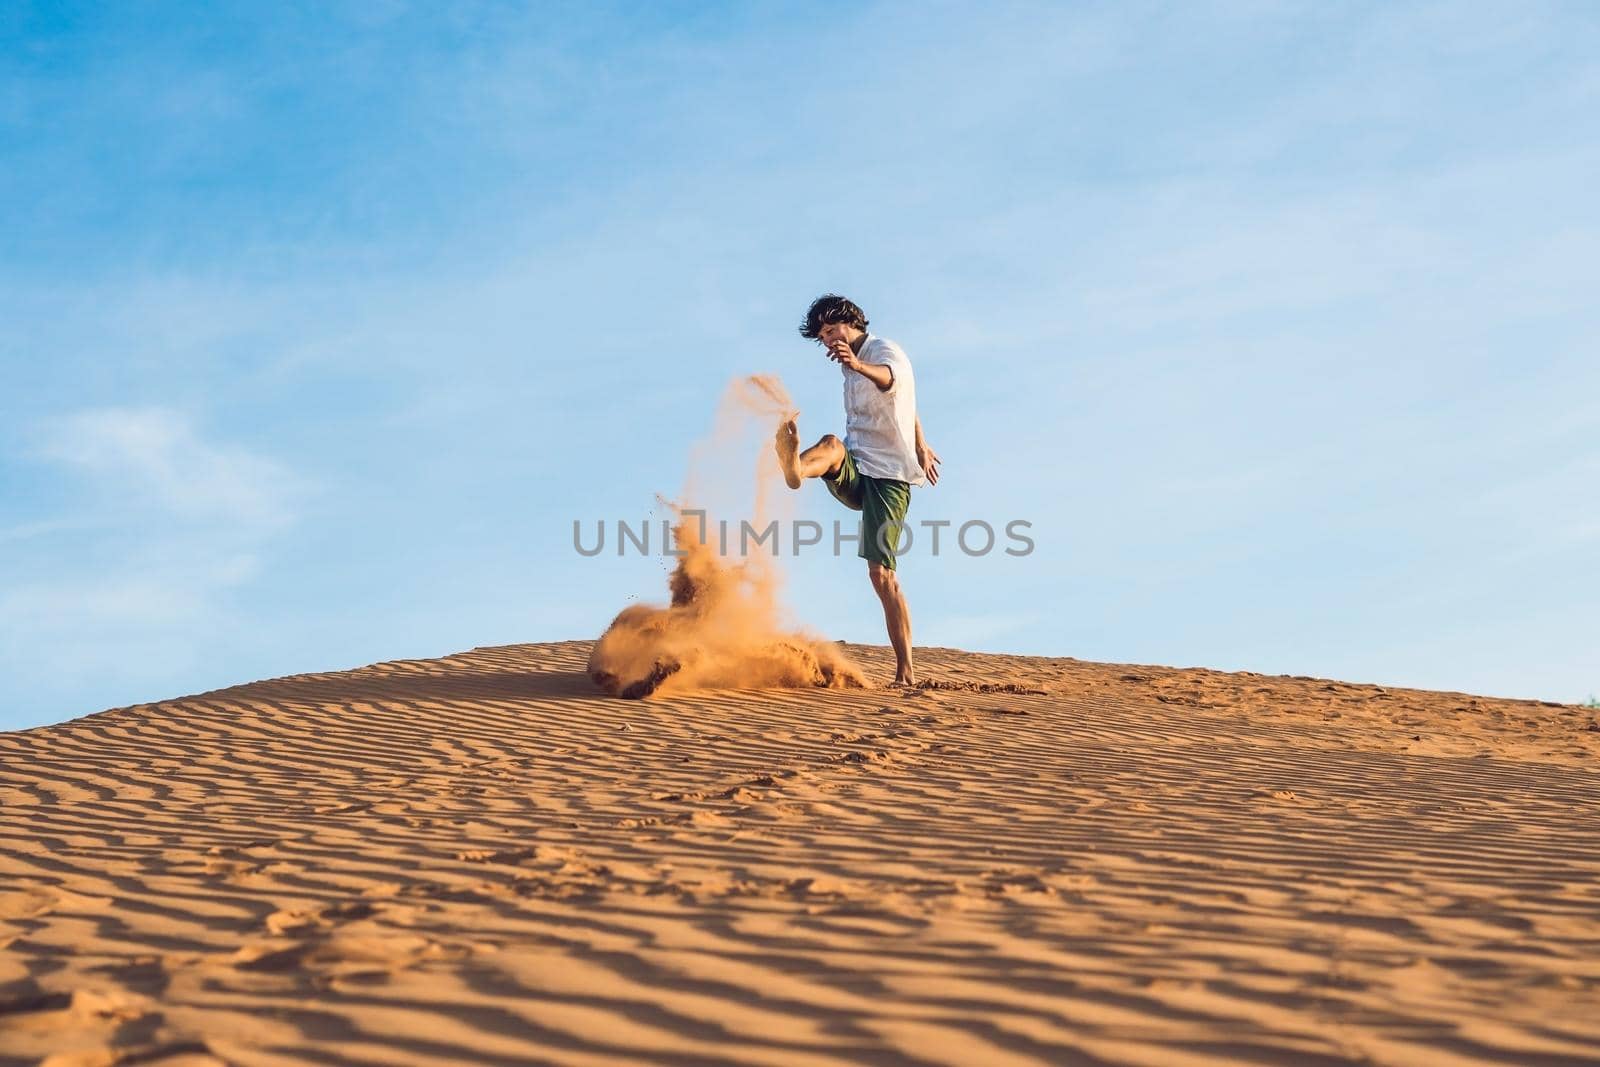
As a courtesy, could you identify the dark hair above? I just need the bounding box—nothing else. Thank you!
[798,294,868,340]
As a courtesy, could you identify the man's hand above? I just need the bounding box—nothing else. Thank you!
[826,340,863,373]
[917,441,942,486]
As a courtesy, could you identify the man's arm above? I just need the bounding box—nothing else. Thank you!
[828,342,894,389]
[915,416,942,486]
[854,362,893,390]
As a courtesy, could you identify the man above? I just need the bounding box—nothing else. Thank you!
[775,294,941,686]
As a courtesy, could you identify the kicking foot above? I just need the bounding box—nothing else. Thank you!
[775,415,802,489]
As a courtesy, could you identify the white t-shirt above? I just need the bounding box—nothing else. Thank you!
[842,334,926,487]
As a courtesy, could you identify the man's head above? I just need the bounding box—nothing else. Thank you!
[799,294,869,349]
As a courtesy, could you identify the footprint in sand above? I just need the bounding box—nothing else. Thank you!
[44,1041,226,1067]
[454,847,537,865]
[1,987,172,1067]
[0,887,113,921]
[231,931,460,978]
[263,901,380,936]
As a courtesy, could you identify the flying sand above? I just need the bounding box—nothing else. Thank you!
[587,375,865,699]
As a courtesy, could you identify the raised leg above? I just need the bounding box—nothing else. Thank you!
[776,418,846,488]
[868,561,915,685]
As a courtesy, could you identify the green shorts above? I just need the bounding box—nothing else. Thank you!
[824,448,912,570]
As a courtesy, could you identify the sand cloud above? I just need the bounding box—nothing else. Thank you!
[587,376,866,698]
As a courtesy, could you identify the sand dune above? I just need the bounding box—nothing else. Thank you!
[3,642,1599,1065]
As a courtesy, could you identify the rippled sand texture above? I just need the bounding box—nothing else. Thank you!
[3,642,1598,1066]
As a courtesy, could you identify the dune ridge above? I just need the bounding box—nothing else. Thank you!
[3,641,1599,1065]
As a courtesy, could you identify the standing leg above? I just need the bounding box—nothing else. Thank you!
[868,561,915,685]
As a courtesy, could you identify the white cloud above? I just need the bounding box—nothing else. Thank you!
[0,517,105,544]
[29,406,304,528]
[1,410,305,721]
[2,572,212,629]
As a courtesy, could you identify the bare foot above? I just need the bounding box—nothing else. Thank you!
[775,416,802,489]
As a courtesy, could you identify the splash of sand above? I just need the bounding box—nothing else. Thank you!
[588,375,866,699]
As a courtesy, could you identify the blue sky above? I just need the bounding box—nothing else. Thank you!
[3,1,1597,730]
